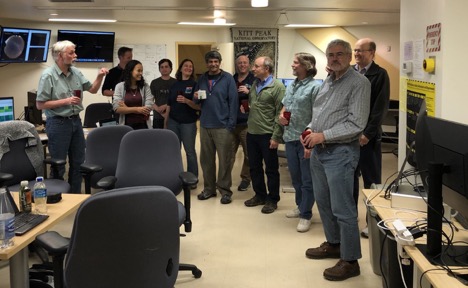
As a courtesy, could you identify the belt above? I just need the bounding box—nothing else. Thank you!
[51,114,80,119]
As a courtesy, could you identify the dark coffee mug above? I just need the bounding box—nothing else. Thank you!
[283,111,291,126]
[73,90,82,98]
[241,99,249,112]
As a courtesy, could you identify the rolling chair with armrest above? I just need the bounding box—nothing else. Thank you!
[97,129,202,278]
[79,125,133,194]
[0,121,70,197]
[34,186,180,288]
[82,102,115,128]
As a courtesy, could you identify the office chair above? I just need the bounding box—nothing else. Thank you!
[82,102,114,128]
[0,121,70,195]
[34,186,180,288]
[97,129,202,278]
[80,125,133,194]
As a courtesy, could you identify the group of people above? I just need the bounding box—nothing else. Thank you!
[36,37,389,282]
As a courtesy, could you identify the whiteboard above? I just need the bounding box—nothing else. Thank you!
[113,44,167,82]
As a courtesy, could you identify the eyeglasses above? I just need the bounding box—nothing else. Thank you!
[353,49,372,53]
[326,52,348,58]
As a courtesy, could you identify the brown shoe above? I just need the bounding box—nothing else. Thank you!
[323,259,360,281]
[305,241,341,259]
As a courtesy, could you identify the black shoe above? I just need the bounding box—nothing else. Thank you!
[261,201,277,214]
[244,196,266,207]
[220,194,232,204]
[197,191,216,200]
[237,180,250,191]
[190,184,198,190]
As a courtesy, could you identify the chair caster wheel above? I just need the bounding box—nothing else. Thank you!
[193,268,202,278]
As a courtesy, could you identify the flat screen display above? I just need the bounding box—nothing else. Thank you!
[0,27,51,63]
[0,97,15,122]
[57,30,115,62]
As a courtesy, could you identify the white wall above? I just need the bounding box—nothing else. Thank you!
[0,19,400,120]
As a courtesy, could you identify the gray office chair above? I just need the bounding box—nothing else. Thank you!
[82,102,115,128]
[80,125,133,194]
[34,186,180,288]
[0,121,70,196]
[97,129,201,278]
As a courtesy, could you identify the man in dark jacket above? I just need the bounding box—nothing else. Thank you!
[196,51,238,204]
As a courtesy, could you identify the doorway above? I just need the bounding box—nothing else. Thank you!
[176,43,214,79]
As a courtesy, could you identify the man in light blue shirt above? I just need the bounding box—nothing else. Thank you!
[37,40,108,193]
[302,39,370,281]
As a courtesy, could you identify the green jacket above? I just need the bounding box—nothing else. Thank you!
[247,78,285,143]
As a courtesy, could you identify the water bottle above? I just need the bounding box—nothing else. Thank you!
[33,177,48,215]
[0,187,15,249]
[19,180,32,213]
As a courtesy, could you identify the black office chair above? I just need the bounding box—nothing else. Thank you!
[80,125,133,194]
[82,102,115,128]
[97,129,202,278]
[0,121,70,196]
[34,186,180,288]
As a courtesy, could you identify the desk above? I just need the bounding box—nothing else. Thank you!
[363,189,468,288]
[0,192,89,288]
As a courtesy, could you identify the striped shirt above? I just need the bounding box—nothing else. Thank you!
[307,67,371,143]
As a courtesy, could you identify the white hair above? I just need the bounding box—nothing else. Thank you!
[52,40,75,62]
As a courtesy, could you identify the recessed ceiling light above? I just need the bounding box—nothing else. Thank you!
[214,18,226,24]
[285,24,336,28]
[178,21,236,26]
[251,0,268,8]
[213,10,223,18]
[48,18,117,23]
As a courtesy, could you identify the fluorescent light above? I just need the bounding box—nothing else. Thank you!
[178,22,236,26]
[251,0,268,8]
[48,18,117,23]
[285,24,336,28]
[213,10,223,18]
[214,18,226,24]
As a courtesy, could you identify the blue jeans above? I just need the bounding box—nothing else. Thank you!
[285,141,314,220]
[310,141,361,261]
[167,118,198,178]
[46,117,85,193]
[246,133,280,203]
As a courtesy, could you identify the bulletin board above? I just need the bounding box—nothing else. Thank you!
[113,44,167,82]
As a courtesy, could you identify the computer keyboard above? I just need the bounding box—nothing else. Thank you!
[13,213,49,236]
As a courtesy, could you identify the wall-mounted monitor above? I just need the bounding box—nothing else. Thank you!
[57,30,115,62]
[0,27,51,63]
[0,97,15,122]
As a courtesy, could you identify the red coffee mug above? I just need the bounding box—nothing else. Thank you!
[301,130,312,149]
[73,90,82,98]
[241,99,250,112]
[283,111,291,126]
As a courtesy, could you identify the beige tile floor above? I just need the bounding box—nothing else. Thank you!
[0,142,398,288]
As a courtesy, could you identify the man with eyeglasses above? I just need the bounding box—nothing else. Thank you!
[301,39,370,281]
[353,38,390,238]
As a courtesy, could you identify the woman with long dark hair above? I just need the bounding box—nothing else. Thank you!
[113,59,153,129]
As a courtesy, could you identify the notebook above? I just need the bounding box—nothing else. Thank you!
[5,188,49,236]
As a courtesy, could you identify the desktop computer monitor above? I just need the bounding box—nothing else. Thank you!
[0,96,15,122]
[415,104,468,265]
[25,90,43,126]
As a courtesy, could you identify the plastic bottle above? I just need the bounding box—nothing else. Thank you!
[0,187,15,249]
[33,177,47,215]
[19,180,32,213]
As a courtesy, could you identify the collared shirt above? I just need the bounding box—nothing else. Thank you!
[282,77,322,142]
[37,63,92,118]
[354,62,372,75]
[308,66,371,143]
[255,75,273,94]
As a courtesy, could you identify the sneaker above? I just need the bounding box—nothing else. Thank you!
[220,194,232,204]
[244,196,266,207]
[197,191,216,200]
[360,227,369,238]
[323,259,360,281]
[305,241,341,259]
[297,218,312,232]
[286,207,300,218]
[237,180,250,191]
[261,201,277,214]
